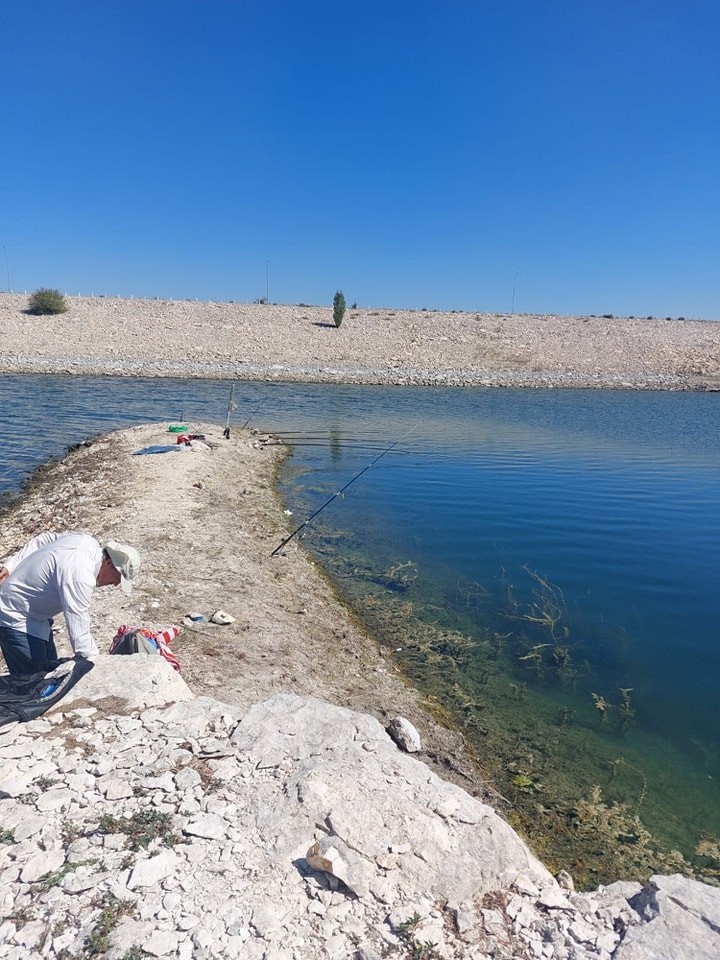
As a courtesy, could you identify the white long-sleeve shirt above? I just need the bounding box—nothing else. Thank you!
[0,531,101,657]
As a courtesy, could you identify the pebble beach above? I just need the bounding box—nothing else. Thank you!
[1,293,719,389]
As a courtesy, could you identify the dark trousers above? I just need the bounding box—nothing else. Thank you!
[0,626,58,676]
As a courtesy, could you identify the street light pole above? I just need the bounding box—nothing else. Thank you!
[0,244,9,292]
[511,272,520,314]
[266,260,269,303]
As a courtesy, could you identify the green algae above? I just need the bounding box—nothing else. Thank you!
[300,524,720,889]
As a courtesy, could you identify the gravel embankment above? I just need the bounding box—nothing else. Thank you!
[1,293,719,389]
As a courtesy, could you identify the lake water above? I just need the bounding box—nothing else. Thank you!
[1,373,718,884]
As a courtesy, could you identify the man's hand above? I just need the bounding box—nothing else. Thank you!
[0,566,10,585]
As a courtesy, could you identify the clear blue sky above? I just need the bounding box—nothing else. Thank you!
[2,1,718,318]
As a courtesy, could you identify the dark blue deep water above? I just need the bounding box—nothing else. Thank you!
[1,374,718,877]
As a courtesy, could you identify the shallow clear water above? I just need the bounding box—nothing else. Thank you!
[2,373,719,880]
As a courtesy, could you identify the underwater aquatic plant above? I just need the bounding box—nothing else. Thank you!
[512,774,535,790]
[592,692,612,725]
[506,566,570,643]
[386,560,418,586]
[489,632,511,658]
[518,643,551,676]
[618,688,635,734]
[557,706,575,726]
[605,756,648,806]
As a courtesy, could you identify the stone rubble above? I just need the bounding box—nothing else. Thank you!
[0,658,718,960]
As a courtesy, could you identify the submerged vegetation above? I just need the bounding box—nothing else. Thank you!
[299,525,720,888]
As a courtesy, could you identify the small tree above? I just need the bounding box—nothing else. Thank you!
[333,290,346,328]
[28,288,67,315]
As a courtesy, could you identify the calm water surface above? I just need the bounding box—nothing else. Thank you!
[2,374,718,881]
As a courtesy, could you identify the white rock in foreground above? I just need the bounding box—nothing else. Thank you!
[0,657,717,960]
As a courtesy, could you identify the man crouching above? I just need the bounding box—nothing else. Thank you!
[0,532,140,675]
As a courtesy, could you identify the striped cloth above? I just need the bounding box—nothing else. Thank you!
[110,624,182,672]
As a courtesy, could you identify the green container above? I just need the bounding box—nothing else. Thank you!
[168,424,188,433]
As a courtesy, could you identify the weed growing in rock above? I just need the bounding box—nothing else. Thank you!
[61,819,84,845]
[36,859,96,892]
[34,775,57,790]
[393,913,442,960]
[120,948,146,960]
[97,810,180,851]
[84,895,134,956]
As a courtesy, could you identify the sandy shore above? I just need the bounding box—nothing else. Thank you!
[2,293,719,389]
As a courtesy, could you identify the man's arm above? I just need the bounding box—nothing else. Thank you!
[55,547,101,658]
[61,581,100,658]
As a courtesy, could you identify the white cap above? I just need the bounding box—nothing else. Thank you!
[104,540,141,595]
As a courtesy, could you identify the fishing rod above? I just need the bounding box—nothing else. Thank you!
[223,384,238,439]
[270,423,418,557]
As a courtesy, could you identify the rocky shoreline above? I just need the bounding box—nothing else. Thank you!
[1,293,719,390]
[4,661,719,960]
[1,423,718,959]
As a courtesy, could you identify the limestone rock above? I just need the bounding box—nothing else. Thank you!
[306,835,371,899]
[50,654,194,715]
[128,850,177,889]
[386,716,422,752]
[615,874,720,960]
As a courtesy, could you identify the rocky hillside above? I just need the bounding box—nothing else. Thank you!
[1,293,719,389]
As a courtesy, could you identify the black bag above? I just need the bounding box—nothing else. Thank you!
[0,656,94,727]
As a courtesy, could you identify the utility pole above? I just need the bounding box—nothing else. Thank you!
[511,272,520,314]
[266,260,269,303]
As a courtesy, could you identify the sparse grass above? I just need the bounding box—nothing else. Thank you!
[35,858,96,892]
[392,913,442,960]
[61,819,84,845]
[96,810,180,851]
[35,775,57,790]
[395,912,423,937]
[84,895,135,956]
[0,828,14,844]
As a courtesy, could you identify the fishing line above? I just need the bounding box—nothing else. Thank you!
[263,441,392,453]
[270,422,419,557]
[242,406,261,429]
